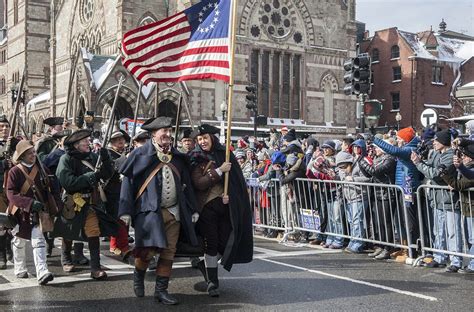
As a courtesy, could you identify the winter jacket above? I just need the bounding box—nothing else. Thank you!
[441,161,474,216]
[359,153,396,199]
[373,136,421,203]
[241,160,253,179]
[416,148,458,210]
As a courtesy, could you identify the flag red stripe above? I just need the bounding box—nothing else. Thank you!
[123,15,189,47]
[124,26,191,56]
[144,73,230,84]
[128,46,228,74]
[122,12,183,41]
[137,60,229,80]
[124,38,189,68]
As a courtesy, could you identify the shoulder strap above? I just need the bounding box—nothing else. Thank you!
[16,165,44,203]
[80,160,95,172]
[136,162,165,200]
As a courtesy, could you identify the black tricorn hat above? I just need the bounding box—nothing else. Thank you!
[44,117,64,127]
[52,129,72,139]
[132,129,150,142]
[191,124,220,139]
[64,129,91,146]
[141,117,173,131]
[0,115,9,124]
[180,129,193,141]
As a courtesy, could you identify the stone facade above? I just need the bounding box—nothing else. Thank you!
[1,0,357,137]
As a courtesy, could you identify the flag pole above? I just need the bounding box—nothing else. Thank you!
[224,0,239,196]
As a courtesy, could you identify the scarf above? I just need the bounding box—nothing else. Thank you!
[189,135,225,168]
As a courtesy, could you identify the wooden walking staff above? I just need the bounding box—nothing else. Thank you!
[223,0,239,196]
[173,93,183,148]
[129,81,143,147]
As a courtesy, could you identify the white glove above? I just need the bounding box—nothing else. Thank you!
[192,212,199,223]
[120,214,132,226]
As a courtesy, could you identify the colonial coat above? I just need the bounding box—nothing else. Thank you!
[118,140,198,249]
[53,149,118,241]
[35,136,59,162]
[190,137,253,271]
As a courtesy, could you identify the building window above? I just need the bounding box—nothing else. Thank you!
[250,49,301,119]
[13,0,19,25]
[372,49,379,62]
[391,92,400,110]
[0,76,5,94]
[393,66,402,81]
[432,66,443,84]
[43,67,50,86]
[391,45,400,59]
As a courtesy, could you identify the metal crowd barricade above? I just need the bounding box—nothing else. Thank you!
[247,178,292,236]
[416,184,474,265]
[247,176,416,258]
[292,178,414,257]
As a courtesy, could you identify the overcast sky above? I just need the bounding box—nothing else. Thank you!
[356,0,474,36]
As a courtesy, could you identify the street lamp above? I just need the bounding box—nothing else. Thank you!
[395,112,402,130]
[220,100,227,144]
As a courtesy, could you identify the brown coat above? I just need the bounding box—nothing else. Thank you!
[191,160,222,213]
[6,164,61,239]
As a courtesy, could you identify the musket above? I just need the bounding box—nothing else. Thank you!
[94,76,124,171]
[8,68,26,146]
[129,81,143,148]
[173,93,183,148]
[179,81,195,130]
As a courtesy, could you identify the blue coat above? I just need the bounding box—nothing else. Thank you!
[373,137,422,202]
[118,140,198,249]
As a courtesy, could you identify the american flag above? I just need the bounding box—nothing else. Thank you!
[121,0,231,84]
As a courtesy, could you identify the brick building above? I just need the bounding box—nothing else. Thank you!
[1,0,358,138]
[360,20,474,130]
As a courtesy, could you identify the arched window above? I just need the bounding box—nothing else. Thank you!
[323,81,334,123]
[0,76,5,94]
[372,49,379,62]
[13,0,19,25]
[391,45,400,59]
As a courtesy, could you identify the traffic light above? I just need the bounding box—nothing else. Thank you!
[245,84,257,111]
[343,58,354,96]
[353,54,371,95]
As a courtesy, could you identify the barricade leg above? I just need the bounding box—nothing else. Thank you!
[465,216,474,270]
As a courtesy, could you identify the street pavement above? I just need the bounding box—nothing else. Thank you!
[0,237,473,311]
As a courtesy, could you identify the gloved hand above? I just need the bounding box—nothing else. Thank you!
[99,148,110,161]
[96,168,109,181]
[192,212,199,223]
[120,214,131,226]
[31,200,44,213]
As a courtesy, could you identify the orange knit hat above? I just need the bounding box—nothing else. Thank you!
[397,127,415,143]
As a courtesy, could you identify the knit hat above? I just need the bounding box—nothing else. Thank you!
[234,150,246,159]
[321,140,336,151]
[306,137,319,149]
[271,151,286,165]
[434,129,451,146]
[335,151,354,166]
[397,127,415,143]
[421,127,436,141]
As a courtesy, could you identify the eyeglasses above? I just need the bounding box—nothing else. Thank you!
[338,164,350,169]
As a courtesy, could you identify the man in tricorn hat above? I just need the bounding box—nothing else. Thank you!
[189,124,253,297]
[131,129,149,149]
[55,129,117,279]
[178,129,194,154]
[35,117,65,161]
[118,116,199,304]
[0,115,18,269]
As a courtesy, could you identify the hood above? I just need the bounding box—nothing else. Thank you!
[351,139,367,156]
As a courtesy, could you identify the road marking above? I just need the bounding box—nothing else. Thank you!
[260,258,438,302]
[253,246,340,259]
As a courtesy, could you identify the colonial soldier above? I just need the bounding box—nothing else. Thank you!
[106,129,130,256]
[35,117,64,161]
[6,140,61,284]
[132,129,149,149]
[119,117,199,305]
[55,129,118,279]
[178,129,194,154]
[0,115,17,269]
[189,124,253,297]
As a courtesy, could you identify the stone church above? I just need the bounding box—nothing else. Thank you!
[0,0,358,137]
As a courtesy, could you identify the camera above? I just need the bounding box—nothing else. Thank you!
[416,140,431,160]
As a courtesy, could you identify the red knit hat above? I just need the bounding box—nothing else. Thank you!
[397,127,415,143]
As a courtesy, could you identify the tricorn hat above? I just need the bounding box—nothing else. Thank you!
[110,129,131,142]
[141,117,173,131]
[180,129,193,141]
[191,124,220,139]
[44,117,64,127]
[0,115,9,124]
[64,129,92,146]
[52,129,72,139]
[12,140,35,164]
[132,129,150,142]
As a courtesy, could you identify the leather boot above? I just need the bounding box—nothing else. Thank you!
[44,233,54,257]
[89,237,107,280]
[0,235,7,270]
[133,268,146,297]
[61,239,75,272]
[206,267,219,297]
[73,242,89,265]
[154,276,178,305]
[6,233,13,262]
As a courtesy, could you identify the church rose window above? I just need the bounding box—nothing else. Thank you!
[80,0,95,26]
[259,0,295,40]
